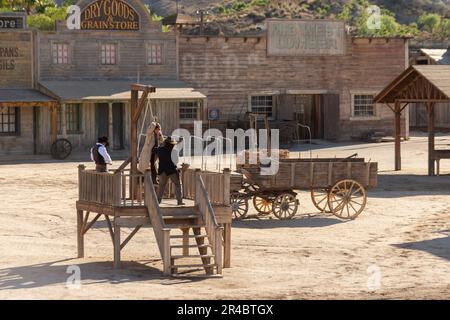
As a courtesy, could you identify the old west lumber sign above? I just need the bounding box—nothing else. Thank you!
[81,0,140,30]
[267,20,345,56]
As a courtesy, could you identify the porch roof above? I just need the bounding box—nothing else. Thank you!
[0,89,56,107]
[38,80,206,102]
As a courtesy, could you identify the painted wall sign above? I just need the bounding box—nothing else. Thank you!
[81,0,140,31]
[267,20,346,56]
[0,15,26,30]
[0,47,19,71]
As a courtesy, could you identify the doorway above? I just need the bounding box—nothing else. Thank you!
[293,94,324,140]
[96,103,124,150]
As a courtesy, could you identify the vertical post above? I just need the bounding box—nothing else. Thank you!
[427,102,436,176]
[50,104,58,145]
[194,169,201,205]
[223,223,231,268]
[130,90,139,176]
[223,168,230,206]
[163,230,171,276]
[77,210,84,258]
[61,103,67,138]
[113,223,121,269]
[108,102,114,149]
[182,228,189,257]
[394,101,402,171]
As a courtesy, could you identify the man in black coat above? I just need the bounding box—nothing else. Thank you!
[156,136,184,205]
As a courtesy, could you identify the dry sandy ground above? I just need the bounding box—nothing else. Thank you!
[0,134,449,299]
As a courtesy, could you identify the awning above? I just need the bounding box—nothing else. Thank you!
[420,48,450,65]
[0,89,56,107]
[38,80,206,102]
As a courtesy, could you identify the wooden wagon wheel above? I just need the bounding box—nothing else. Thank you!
[230,192,249,220]
[272,193,299,220]
[328,180,367,220]
[311,188,332,213]
[253,195,274,215]
[51,138,72,160]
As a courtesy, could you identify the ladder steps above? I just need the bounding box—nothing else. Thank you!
[170,234,208,239]
[167,224,205,229]
[171,264,217,269]
[171,254,214,259]
[171,244,211,249]
[163,215,199,219]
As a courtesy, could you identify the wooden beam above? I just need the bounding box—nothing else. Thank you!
[77,210,84,258]
[427,102,436,176]
[130,89,139,177]
[50,105,58,144]
[394,101,402,171]
[132,90,150,123]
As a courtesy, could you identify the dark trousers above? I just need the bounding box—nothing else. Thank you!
[150,152,158,184]
[96,164,107,173]
[157,172,183,204]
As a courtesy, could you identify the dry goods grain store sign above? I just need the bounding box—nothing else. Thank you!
[81,0,140,30]
[267,20,346,56]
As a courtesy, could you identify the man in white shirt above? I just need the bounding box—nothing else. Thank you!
[90,136,113,172]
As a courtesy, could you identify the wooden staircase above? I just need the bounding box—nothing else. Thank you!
[144,172,223,277]
[162,207,221,275]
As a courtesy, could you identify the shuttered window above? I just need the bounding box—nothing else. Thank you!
[52,42,69,65]
[101,43,117,65]
[57,104,82,134]
[148,43,163,65]
[0,107,19,135]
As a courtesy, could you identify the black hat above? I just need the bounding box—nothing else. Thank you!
[164,136,178,145]
[98,136,109,146]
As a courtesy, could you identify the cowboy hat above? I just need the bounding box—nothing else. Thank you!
[164,136,178,145]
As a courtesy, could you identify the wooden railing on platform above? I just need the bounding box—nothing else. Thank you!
[182,168,231,206]
[195,174,223,274]
[78,165,145,207]
[78,165,121,206]
[144,171,171,276]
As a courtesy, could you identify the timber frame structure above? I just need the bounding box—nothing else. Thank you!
[76,84,232,277]
[375,65,450,176]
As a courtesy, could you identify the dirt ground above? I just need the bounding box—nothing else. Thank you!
[0,133,449,300]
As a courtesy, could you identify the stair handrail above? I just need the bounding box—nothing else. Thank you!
[195,174,223,274]
[144,170,171,275]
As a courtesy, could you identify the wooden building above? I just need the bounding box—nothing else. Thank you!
[0,3,412,156]
[410,47,450,130]
[0,13,57,156]
[178,20,410,141]
[33,0,205,154]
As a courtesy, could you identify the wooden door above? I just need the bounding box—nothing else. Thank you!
[152,100,180,137]
[323,94,340,140]
[96,103,109,139]
[112,103,124,150]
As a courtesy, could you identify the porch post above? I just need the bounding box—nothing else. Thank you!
[427,102,436,176]
[394,100,402,171]
[108,102,113,148]
[50,104,58,144]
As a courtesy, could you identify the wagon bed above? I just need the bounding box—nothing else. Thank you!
[230,157,378,221]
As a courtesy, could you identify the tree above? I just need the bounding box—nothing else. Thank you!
[418,13,442,33]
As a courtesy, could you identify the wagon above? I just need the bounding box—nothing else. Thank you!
[230,156,378,221]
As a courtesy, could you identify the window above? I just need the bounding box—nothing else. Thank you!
[251,96,273,118]
[147,43,163,65]
[353,94,375,117]
[0,107,19,135]
[100,43,117,65]
[57,104,82,134]
[180,101,199,120]
[52,42,69,65]
[66,104,82,133]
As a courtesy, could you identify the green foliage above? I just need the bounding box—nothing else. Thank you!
[250,0,269,7]
[231,1,249,12]
[27,13,54,30]
[418,13,442,33]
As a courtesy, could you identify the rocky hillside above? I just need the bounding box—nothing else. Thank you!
[146,0,450,37]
